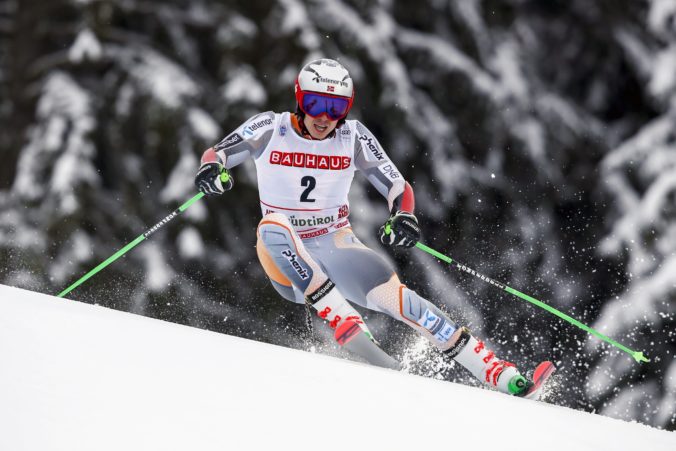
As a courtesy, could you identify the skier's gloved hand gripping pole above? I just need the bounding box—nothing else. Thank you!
[56,164,233,298]
[381,223,649,364]
[380,210,421,248]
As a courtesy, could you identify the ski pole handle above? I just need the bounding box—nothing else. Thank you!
[57,192,205,298]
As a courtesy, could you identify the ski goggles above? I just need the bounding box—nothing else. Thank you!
[296,91,353,121]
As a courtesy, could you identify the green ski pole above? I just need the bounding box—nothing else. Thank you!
[57,191,206,299]
[412,241,649,364]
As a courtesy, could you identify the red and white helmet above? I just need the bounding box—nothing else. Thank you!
[295,59,355,119]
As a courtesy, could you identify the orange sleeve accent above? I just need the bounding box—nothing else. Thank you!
[399,284,404,317]
[398,284,418,325]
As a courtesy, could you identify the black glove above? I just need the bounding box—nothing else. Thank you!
[379,211,421,248]
[195,162,234,196]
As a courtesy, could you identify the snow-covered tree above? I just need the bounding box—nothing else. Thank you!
[0,0,672,429]
[586,0,676,429]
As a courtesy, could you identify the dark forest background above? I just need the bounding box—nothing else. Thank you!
[0,0,674,430]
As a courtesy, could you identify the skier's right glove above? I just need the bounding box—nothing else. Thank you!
[194,161,234,196]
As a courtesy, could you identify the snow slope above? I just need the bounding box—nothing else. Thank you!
[0,285,673,451]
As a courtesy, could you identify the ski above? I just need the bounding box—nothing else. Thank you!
[335,319,401,370]
[522,361,556,401]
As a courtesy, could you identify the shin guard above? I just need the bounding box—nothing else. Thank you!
[366,279,459,351]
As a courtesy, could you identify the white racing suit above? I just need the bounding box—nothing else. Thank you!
[202,111,523,394]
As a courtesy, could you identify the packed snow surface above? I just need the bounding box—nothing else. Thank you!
[0,284,673,451]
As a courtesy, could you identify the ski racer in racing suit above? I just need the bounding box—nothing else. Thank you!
[195,58,535,396]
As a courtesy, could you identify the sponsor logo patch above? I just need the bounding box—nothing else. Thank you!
[456,264,506,290]
[243,117,273,137]
[417,309,441,331]
[379,163,400,179]
[144,210,178,238]
[339,128,351,142]
[262,206,350,232]
[416,309,457,344]
[435,322,456,343]
[444,328,470,358]
[216,133,243,150]
[358,135,384,161]
[297,219,349,240]
[288,214,335,228]
[281,249,309,280]
[306,279,335,304]
[312,76,349,88]
[334,219,349,229]
[269,151,351,170]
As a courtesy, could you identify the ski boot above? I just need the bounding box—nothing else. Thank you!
[510,361,556,400]
[444,328,556,400]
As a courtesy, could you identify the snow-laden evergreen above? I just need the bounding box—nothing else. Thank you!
[582,0,676,428]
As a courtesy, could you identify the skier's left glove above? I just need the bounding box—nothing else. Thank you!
[379,211,421,248]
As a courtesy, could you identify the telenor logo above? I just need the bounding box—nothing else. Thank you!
[270,151,351,170]
[312,76,349,88]
[243,118,273,137]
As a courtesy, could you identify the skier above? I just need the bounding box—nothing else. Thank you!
[195,58,548,397]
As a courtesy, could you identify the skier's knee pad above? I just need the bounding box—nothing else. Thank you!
[257,213,325,294]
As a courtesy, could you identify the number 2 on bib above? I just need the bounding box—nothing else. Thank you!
[300,176,316,202]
